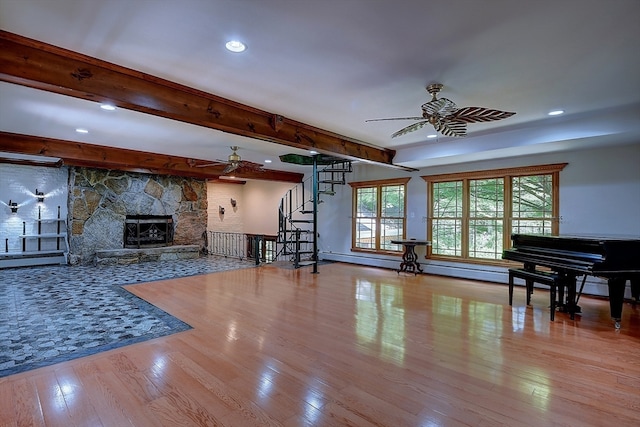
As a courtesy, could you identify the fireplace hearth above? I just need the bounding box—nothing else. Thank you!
[124,215,174,248]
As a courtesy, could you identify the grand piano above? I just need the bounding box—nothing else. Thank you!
[503,234,640,328]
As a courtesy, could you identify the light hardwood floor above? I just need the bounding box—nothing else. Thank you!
[1,262,639,426]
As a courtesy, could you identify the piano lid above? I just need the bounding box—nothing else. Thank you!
[514,233,640,242]
[507,233,640,274]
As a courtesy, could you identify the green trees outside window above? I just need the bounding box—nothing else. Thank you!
[423,164,565,262]
[350,178,410,253]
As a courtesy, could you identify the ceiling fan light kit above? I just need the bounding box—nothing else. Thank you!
[367,83,516,138]
[224,146,242,174]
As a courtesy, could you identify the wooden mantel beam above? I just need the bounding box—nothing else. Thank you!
[0,132,304,183]
[0,30,395,166]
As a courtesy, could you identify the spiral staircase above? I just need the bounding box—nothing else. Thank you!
[276,155,352,272]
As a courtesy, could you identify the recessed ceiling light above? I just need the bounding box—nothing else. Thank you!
[75,128,89,134]
[100,104,116,111]
[427,134,438,139]
[309,150,318,155]
[264,159,272,163]
[225,40,246,53]
[548,110,564,116]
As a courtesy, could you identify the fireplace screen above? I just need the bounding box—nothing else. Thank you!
[124,215,174,248]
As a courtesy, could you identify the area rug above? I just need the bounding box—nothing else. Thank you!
[0,256,255,377]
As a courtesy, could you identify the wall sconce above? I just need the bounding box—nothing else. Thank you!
[230,198,237,208]
[35,188,45,203]
[219,205,225,215]
[8,200,18,214]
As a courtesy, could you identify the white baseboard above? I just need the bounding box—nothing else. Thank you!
[319,251,623,298]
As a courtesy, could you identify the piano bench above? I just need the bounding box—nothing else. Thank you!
[508,268,561,321]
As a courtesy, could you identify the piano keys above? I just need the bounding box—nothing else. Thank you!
[502,234,640,329]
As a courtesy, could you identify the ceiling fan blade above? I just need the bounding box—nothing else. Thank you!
[436,119,467,137]
[238,160,265,170]
[223,162,239,174]
[451,107,516,123]
[194,160,226,168]
[391,121,430,138]
[371,83,515,139]
[422,97,457,117]
[366,116,425,122]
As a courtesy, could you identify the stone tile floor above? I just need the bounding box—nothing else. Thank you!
[0,256,256,377]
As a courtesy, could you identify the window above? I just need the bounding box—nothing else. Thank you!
[350,178,410,253]
[423,164,566,263]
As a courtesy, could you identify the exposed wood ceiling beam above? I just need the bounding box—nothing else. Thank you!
[0,30,395,166]
[0,132,304,183]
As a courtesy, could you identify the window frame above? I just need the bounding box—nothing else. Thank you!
[349,177,410,254]
[422,163,567,265]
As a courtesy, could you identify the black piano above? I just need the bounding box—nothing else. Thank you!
[503,234,640,328]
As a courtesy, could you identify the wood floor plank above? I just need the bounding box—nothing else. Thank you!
[54,366,104,427]
[71,360,136,427]
[11,377,45,427]
[142,354,234,422]
[2,262,640,426]
[166,351,282,427]
[90,355,165,427]
[0,379,17,427]
[32,373,74,427]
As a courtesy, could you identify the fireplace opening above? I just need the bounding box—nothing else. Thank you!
[124,215,174,248]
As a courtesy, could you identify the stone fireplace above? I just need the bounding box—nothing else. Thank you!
[68,167,207,265]
[124,215,174,248]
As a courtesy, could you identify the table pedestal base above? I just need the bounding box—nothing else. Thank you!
[398,245,423,274]
[391,239,430,275]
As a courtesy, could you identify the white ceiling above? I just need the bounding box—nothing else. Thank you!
[1,0,639,173]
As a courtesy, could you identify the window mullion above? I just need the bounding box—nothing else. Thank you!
[552,171,560,234]
[504,175,513,250]
[375,186,382,250]
[462,178,470,259]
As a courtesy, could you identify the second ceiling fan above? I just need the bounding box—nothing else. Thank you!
[367,83,516,138]
[198,146,265,174]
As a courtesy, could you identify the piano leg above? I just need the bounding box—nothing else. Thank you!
[631,279,640,305]
[557,274,579,320]
[566,275,577,320]
[607,277,626,329]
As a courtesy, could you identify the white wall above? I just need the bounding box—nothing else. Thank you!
[319,142,640,297]
[243,180,295,235]
[207,180,296,236]
[0,164,69,252]
[207,182,244,233]
[560,145,640,235]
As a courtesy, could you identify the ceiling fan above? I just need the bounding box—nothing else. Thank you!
[196,146,265,174]
[367,83,516,138]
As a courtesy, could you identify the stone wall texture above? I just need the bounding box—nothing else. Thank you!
[68,168,207,264]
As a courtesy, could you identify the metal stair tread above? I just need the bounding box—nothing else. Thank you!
[320,167,351,172]
[277,158,352,267]
[281,250,314,256]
